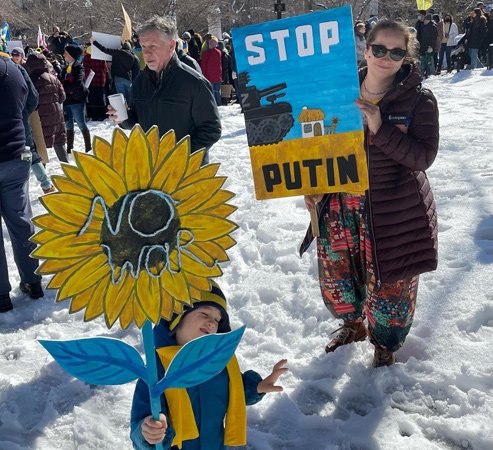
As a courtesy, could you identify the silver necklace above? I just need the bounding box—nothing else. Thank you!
[362,79,391,96]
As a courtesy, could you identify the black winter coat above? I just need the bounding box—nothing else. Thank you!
[0,56,28,162]
[301,64,439,284]
[93,41,134,80]
[419,22,438,55]
[61,61,87,105]
[465,16,488,48]
[121,53,221,153]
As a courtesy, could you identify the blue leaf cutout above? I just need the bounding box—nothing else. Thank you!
[152,326,245,397]
[39,337,146,385]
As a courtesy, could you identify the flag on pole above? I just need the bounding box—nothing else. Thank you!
[121,3,132,43]
[416,0,433,10]
[1,22,10,42]
[37,25,47,48]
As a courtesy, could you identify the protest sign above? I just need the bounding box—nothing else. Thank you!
[232,6,368,200]
[90,31,121,61]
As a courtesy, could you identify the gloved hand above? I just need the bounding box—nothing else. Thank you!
[427,46,433,53]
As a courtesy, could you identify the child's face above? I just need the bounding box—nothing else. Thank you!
[175,306,222,345]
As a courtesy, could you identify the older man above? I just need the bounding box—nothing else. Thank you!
[111,16,221,164]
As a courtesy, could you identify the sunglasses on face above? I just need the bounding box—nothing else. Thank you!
[370,44,407,61]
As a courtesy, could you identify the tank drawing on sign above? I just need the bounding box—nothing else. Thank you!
[298,106,339,138]
[238,72,294,146]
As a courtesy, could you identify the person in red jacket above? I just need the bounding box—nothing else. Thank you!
[82,44,109,121]
[301,19,439,368]
[200,35,222,106]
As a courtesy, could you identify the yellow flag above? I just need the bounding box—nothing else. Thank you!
[121,3,132,43]
[416,0,433,10]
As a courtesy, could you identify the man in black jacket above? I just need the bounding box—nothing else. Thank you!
[90,37,135,102]
[0,53,43,312]
[109,16,221,164]
[47,26,72,56]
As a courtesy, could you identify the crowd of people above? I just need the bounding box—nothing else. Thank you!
[0,5,489,448]
[355,3,493,75]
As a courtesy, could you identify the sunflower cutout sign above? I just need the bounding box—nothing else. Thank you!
[33,125,244,450]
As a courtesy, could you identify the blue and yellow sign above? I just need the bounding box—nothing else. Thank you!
[232,6,368,200]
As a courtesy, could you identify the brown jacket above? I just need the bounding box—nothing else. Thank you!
[300,64,439,283]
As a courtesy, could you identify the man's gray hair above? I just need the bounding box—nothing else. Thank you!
[137,16,178,41]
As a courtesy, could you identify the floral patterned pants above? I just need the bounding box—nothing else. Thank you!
[316,193,419,352]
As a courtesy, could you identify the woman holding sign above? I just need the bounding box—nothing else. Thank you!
[303,20,439,368]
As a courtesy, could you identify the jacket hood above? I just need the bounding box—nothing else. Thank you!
[25,53,49,77]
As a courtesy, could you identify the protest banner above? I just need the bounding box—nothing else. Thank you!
[90,31,121,61]
[232,6,368,200]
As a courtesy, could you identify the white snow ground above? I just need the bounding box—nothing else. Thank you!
[0,69,492,450]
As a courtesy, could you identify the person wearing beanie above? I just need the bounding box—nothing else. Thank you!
[61,44,91,153]
[11,47,25,64]
[130,281,288,449]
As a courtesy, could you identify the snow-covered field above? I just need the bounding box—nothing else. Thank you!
[1,69,492,450]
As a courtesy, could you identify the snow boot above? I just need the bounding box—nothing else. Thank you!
[66,129,74,154]
[82,128,92,153]
[372,347,395,368]
[325,319,367,353]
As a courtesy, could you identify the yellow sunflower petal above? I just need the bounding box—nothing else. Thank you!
[180,214,238,241]
[51,175,94,198]
[30,229,60,245]
[93,136,113,166]
[33,214,100,235]
[183,272,211,291]
[150,137,190,192]
[174,178,227,215]
[84,278,108,321]
[73,152,127,207]
[161,269,190,304]
[208,204,237,218]
[69,281,99,312]
[57,253,110,300]
[104,272,136,328]
[136,273,162,323]
[182,242,216,266]
[37,256,86,275]
[189,286,202,301]
[173,300,186,314]
[124,126,153,191]
[133,297,148,328]
[33,233,102,259]
[40,193,103,227]
[47,258,87,289]
[195,190,236,214]
[146,126,160,168]
[214,235,237,250]
[183,150,205,178]
[190,241,229,263]
[62,165,89,186]
[112,127,128,175]
[119,300,135,330]
[160,288,174,320]
[181,164,220,187]
[181,252,222,277]
[156,130,176,165]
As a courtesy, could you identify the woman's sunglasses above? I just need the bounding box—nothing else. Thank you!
[370,44,407,61]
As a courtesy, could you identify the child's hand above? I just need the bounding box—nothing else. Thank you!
[141,413,167,445]
[257,359,288,394]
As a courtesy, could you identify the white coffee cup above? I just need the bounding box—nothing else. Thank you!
[108,93,128,122]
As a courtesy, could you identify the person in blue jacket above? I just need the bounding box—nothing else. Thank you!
[130,282,288,449]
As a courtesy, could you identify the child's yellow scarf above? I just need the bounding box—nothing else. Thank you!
[157,346,247,449]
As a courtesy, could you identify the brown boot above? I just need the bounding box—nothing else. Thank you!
[372,347,395,368]
[325,320,367,353]
[66,129,74,154]
[82,128,92,153]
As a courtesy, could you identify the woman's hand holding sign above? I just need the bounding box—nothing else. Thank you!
[355,98,382,135]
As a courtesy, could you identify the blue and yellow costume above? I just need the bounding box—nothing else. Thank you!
[130,284,265,450]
